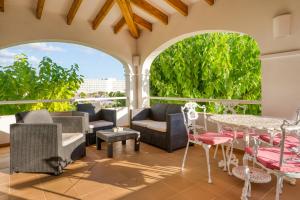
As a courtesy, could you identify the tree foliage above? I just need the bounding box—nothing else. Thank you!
[150,33,261,114]
[0,55,83,115]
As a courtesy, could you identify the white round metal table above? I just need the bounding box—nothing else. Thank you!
[208,114,284,183]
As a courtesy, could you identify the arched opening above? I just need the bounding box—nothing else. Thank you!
[141,31,261,114]
[0,41,128,115]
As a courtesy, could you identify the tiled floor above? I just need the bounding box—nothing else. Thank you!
[0,141,299,200]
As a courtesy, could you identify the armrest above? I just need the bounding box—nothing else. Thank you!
[130,108,151,121]
[71,111,89,133]
[99,109,117,126]
[10,123,63,153]
[52,116,84,133]
[10,123,63,172]
[167,113,186,136]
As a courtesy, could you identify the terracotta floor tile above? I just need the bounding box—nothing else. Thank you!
[0,145,299,200]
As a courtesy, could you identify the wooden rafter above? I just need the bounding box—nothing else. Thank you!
[116,0,139,38]
[133,14,152,32]
[93,0,115,30]
[113,17,126,34]
[165,0,188,16]
[131,0,168,25]
[0,0,4,12]
[36,0,45,19]
[204,0,214,6]
[67,0,83,25]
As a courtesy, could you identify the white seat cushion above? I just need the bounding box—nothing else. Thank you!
[89,120,114,129]
[132,120,155,128]
[132,120,167,133]
[62,133,84,147]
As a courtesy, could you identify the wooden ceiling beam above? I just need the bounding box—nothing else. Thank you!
[204,0,214,6]
[0,0,4,12]
[93,0,115,30]
[165,0,188,16]
[67,0,83,25]
[133,13,152,32]
[116,0,139,38]
[113,17,126,34]
[36,0,46,19]
[131,0,168,25]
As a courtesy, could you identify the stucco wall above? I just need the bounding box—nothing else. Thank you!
[137,0,300,118]
[262,54,300,119]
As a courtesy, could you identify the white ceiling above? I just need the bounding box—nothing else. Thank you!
[5,0,201,29]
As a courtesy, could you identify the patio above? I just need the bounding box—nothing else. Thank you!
[1,142,299,200]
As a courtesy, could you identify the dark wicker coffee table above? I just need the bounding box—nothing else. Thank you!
[96,128,140,158]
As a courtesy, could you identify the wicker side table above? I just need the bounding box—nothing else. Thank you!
[96,128,140,158]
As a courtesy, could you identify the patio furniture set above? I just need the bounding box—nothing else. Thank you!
[181,102,300,200]
[9,103,187,175]
[9,102,300,200]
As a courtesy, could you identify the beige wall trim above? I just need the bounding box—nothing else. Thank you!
[261,50,300,60]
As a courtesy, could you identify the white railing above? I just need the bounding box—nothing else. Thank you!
[150,96,261,105]
[0,97,127,105]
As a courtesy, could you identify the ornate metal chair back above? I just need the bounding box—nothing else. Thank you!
[279,119,300,168]
[181,102,207,136]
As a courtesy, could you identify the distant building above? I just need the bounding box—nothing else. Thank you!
[77,78,125,94]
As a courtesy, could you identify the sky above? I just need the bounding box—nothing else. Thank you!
[0,42,124,80]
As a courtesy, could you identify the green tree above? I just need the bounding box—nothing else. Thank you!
[150,33,261,114]
[0,55,83,115]
[108,91,126,107]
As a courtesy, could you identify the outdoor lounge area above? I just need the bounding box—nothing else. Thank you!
[1,0,300,199]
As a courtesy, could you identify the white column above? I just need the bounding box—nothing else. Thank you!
[138,72,150,108]
[125,72,138,109]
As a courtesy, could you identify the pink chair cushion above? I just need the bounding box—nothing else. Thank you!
[189,132,232,145]
[259,134,300,148]
[223,130,244,139]
[245,147,300,173]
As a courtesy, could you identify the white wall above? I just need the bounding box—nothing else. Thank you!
[137,0,300,118]
[262,53,300,119]
[0,115,15,145]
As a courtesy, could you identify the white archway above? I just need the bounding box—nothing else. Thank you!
[139,30,261,108]
[0,40,138,109]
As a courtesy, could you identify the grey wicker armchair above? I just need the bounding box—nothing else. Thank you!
[10,110,86,175]
[76,103,117,145]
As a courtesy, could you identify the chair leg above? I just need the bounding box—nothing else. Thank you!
[203,144,212,183]
[181,141,190,171]
[280,176,284,194]
[275,175,282,200]
[214,144,219,159]
[221,144,227,171]
[241,166,250,200]
[227,143,234,175]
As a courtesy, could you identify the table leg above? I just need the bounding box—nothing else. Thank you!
[96,137,102,150]
[107,142,113,158]
[122,140,126,145]
[135,137,140,151]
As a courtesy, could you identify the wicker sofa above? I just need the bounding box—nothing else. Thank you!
[76,103,117,145]
[10,110,86,175]
[130,104,187,152]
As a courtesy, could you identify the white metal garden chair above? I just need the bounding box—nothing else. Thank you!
[213,102,247,174]
[258,109,300,148]
[181,102,233,183]
[241,119,300,200]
